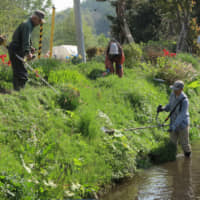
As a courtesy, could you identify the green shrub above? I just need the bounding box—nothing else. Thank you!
[156,59,196,84]
[71,56,82,65]
[0,65,12,82]
[31,58,67,78]
[0,65,13,92]
[123,42,142,68]
[48,69,89,86]
[77,110,101,139]
[28,67,46,87]
[90,55,105,63]
[142,40,176,63]
[75,62,105,77]
[142,40,176,53]
[57,84,80,110]
[86,47,105,60]
[176,53,200,70]
[0,172,24,200]
[149,140,177,164]
[143,47,164,64]
[1,56,200,199]
[88,69,105,80]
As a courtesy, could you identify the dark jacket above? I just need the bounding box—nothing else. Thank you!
[9,18,34,56]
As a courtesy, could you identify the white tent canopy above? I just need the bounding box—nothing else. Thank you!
[52,45,78,60]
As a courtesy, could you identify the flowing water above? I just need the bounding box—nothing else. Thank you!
[101,141,200,200]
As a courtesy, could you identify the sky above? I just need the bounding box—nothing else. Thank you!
[52,0,85,12]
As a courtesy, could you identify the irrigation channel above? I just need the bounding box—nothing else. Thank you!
[101,141,200,200]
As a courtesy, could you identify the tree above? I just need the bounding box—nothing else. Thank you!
[81,0,114,36]
[0,0,26,38]
[108,0,135,44]
[54,10,98,49]
[154,0,196,52]
[0,0,52,42]
[127,0,161,43]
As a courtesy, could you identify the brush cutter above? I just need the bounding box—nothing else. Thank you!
[102,104,170,134]
[15,54,59,94]
[0,35,59,94]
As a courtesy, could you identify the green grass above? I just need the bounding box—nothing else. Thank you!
[0,56,200,199]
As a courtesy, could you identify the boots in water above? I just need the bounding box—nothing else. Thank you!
[184,151,191,158]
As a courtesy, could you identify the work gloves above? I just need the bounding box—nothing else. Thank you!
[167,127,173,132]
[157,104,164,113]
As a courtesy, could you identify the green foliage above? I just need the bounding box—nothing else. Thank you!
[103,133,136,179]
[77,110,102,139]
[0,54,200,199]
[96,34,110,47]
[57,85,80,110]
[127,0,161,43]
[88,69,105,80]
[143,40,177,53]
[0,65,13,92]
[54,10,98,49]
[149,140,177,164]
[31,58,67,78]
[86,47,105,60]
[90,55,105,63]
[71,56,83,65]
[176,53,200,70]
[0,0,52,43]
[81,0,114,36]
[0,65,12,82]
[156,59,196,84]
[48,69,89,86]
[0,173,24,200]
[141,40,176,63]
[123,43,142,68]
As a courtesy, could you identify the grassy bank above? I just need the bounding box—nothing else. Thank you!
[0,55,200,199]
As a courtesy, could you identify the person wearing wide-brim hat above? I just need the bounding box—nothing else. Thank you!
[157,80,191,157]
[8,10,45,91]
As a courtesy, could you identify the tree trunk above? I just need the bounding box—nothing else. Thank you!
[176,2,191,53]
[116,0,134,44]
[176,21,189,52]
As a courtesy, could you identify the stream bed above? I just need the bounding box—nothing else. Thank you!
[101,141,200,200]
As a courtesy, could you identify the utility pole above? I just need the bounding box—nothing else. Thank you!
[49,6,56,58]
[73,0,86,63]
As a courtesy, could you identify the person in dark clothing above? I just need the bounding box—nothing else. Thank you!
[8,10,45,91]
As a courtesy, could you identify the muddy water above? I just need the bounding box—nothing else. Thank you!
[101,141,200,200]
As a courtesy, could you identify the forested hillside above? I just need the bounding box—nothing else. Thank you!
[81,0,114,36]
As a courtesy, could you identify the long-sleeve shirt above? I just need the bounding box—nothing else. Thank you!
[10,18,34,56]
[164,91,189,131]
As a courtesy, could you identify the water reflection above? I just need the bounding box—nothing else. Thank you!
[101,142,200,200]
[165,157,194,200]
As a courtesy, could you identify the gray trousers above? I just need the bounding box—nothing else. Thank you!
[170,126,191,153]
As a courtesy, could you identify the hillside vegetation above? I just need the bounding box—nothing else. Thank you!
[0,46,200,199]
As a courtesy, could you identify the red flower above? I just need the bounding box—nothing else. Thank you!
[163,49,176,57]
[163,49,169,56]
[170,53,176,57]
[0,54,7,64]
